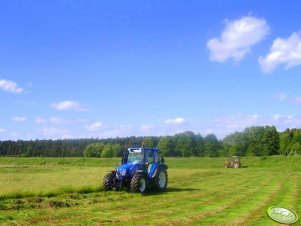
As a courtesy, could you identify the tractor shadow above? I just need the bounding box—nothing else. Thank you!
[145,187,200,196]
[166,187,200,193]
[241,165,248,168]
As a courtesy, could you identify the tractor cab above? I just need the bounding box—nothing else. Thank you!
[120,148,160,176]
[231,156,240,162]
[103,147,168,194]
[123,148,159,163]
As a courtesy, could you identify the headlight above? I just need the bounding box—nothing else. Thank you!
[120,169,127,176]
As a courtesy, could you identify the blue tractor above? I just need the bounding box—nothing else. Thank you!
[103,147,168,194]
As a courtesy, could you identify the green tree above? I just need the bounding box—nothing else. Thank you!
[143,137,155,147]
[223,132,248,156]
[102,144,114,158]
[84,143,104,157]
[112,143,122,157]
[263,126,279,155]
[245,126,265,156]
[204,134,220,157]
[291,142,301,155]
[158,136,174,157]
[291,129,301,144]
[193,133,204,156]
[174,131,195,157]
[280,129,297,155]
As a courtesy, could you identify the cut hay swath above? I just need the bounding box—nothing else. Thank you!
[0,156,300,225]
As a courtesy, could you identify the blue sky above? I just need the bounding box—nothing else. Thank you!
[1,0,301,140]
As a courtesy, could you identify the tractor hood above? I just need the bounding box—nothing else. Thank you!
[116,163,138,177]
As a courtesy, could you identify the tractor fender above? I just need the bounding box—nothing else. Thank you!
[152,164,168,178]
[133,170,148,179]
[107,170,116,174]
[135,170,147,175]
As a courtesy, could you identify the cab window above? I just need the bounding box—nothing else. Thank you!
[146,150,154,164]
[154,151,159,163]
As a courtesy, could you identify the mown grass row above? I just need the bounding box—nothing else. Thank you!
[1,155,300,199]
[2,170,297,225]
[0,156,300,225]
[1,155,301,168]
[0,166,107,199]
[14,171,292,225]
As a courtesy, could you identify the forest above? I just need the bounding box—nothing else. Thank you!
[0,126,301,158]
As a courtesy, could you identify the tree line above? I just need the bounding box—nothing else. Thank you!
[0,126,300,157]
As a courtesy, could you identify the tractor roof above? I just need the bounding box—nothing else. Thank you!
[128,147,159,152]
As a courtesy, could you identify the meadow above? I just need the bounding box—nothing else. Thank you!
[0,156,300,225]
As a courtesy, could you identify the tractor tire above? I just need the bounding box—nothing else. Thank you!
[233,163,240,168]
[103,172,115,191]
[154,168,168,191]
[130,173,147,194]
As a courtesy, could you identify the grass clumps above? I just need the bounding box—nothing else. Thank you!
[0,156,300,225]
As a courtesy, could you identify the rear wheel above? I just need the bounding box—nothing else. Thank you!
[154,168,168,191]
[233,163,240,168]
[130,173,147,194]
[103,172,115,191]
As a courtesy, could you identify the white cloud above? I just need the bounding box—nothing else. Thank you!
[164,117,186,125]
[274,92,288,101]
[269,114,301,129]
[36,117,47,124]
[213,113,301,136]
[0,128,6,133]
[84,124,134,138]
[141,124,155,131]
[10,132,19,137]
[12,116,26,122]
[0,79,24,94]
[259,31,301,73]
[293,96,301,105]
[207,16,270,62]
[61,134,74,139]
[101,125,133,138]
[86,122,105,131]
[51,101,87,111]
[41,127,73,139]
[273,93,301,105]
[49,117,71,125]
[36,117,87,125]
[77,118,88,123]
[204,128,214,134]
[209,114,266,138]
[214,114,259,129]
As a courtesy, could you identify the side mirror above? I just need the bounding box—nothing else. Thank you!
[160,155,165,163]
[121,157,127,165]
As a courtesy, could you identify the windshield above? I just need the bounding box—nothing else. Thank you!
[232,156,240,161]
[127,150,144,164]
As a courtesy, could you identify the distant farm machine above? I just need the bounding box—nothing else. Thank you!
[103,147,168,194]
[224,156,241,168]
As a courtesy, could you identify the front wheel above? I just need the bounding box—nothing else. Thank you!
[103,172,115,191]
[154,169,168,191]
[130,173,148,194]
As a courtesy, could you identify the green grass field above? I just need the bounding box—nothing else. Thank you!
[0,156,300,225]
